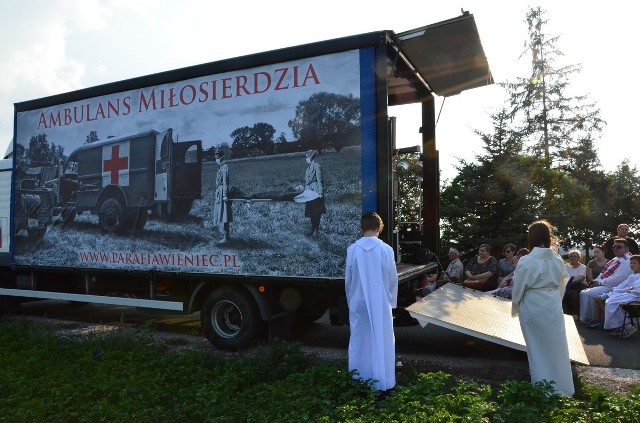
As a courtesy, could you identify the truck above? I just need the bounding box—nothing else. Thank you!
[0,12,493,350]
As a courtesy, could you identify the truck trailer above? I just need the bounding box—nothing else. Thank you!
[0,12,492,350]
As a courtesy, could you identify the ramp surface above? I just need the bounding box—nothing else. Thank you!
[406,284,589,365]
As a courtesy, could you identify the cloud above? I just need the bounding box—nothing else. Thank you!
[0,0,112,149]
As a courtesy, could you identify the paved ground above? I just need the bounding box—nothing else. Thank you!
[15,299,640,370]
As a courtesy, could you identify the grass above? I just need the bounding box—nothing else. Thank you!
[1,318,639,422]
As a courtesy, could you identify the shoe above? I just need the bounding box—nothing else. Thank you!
[587,320,604,329]
[611,328,623,336]
[621,325,638,339]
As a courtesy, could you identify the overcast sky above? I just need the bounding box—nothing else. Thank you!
[1,0,637,181]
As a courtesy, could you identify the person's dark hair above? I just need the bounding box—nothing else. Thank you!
[361,211,384,233]
[630,254,640,264]
[479,243,491,253]
[593,244,604,252]
[503,243,516,253]
[613,238,629,248]
[527,219,556,250]
[516,248,530,257]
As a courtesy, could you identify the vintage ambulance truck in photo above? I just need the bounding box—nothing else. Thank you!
[0,12,492,350]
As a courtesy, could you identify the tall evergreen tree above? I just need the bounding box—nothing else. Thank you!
[441,109,538,258]
[502,7,604,170]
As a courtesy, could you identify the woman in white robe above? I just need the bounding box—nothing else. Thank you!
[345,212,398,392]
[511,220,574,396]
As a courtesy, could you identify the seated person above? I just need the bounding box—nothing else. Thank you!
[416,248,464,297]
[497,243,517,285]
[579,239,633,325]
[486,248,530,299]
[595,254,640,338]
[586,244,608,284]
[562,249,587,315]
[463,244,498,291]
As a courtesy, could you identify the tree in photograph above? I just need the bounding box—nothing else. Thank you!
[230,123,276,158]
[251,122,276,156]
[230,126,253,158]
[26,133,65,167]
[85,131,99,144]
[288,92,360,153]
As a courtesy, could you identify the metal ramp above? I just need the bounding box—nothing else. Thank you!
[406,283,589,365]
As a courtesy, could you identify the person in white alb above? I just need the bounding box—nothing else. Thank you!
[345,212,398,394]
[511,219,574,396]
[579,238,633,326]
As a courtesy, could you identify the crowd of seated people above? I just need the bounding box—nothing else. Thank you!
[550,222,638,339]
[417,243,522,296]
[413,222,640,339]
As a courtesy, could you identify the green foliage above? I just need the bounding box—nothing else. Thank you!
[440,7,640,258]
[2,318,639,422]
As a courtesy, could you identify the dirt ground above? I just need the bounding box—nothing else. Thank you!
[22,315,639,397]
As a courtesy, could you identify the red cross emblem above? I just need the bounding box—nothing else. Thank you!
[103,144,129,185]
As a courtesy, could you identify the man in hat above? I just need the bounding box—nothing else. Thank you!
[212,149,232,243]
[302,150,325,237]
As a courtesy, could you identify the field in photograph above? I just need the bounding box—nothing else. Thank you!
[15,147,362,278]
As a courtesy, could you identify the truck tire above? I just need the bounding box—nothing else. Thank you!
[201,287,261,350]
[98,198,125,233]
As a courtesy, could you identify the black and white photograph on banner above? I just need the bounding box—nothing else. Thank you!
[13,50,364,278]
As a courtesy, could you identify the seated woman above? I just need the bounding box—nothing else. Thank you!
[562,249,587,315]
[487,248,530,299]
[463,244,499,291]
[497,243,517,285]
[586,245,608,284]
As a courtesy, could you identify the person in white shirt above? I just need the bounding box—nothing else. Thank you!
[602,255,640,338]
[562,249,587,315]
[345,212,398,393]
[579,239,633,326]
[511,219,574,396]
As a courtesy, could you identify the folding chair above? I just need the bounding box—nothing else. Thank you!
[620,302,640,338]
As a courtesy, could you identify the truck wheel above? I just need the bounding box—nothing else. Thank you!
[98,198,125,233]
[201,287,261,350]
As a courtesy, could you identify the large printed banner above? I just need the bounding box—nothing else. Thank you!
[14,50,365,278]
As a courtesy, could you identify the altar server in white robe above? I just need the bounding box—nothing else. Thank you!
[511,220,574,396]
[603,255,640,334]
[345,212,398,392]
